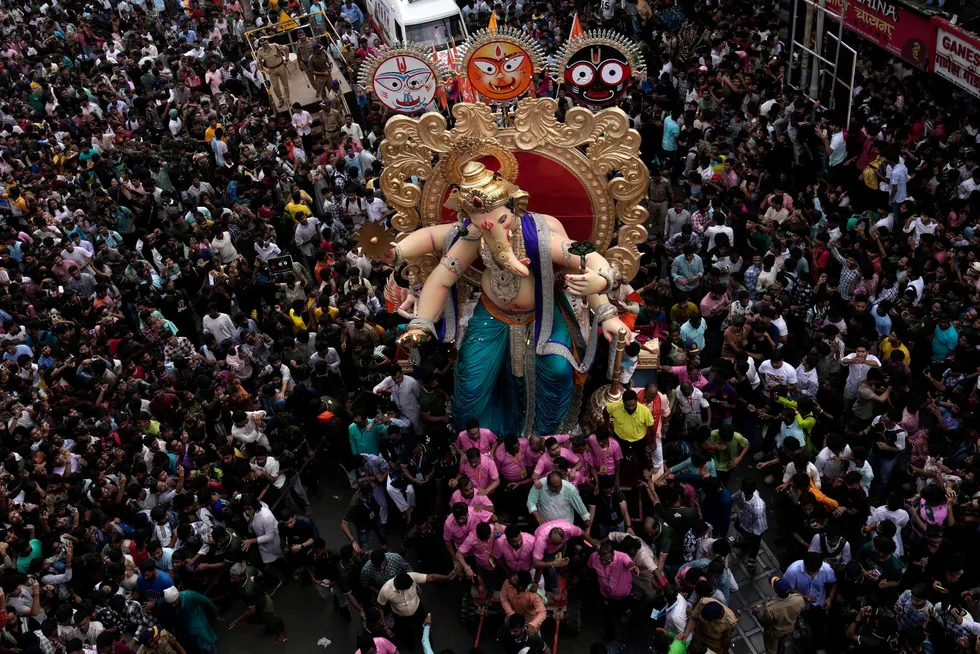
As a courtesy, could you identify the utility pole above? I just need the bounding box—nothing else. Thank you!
[809,0,827,102]
[800,0,815,94]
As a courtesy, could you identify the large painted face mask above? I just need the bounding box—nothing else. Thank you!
[358,47,445,114]
[551,32,644,109]
[460,28,544,102]
[564,45,631,108]
[467,41,534,100]
[373,55,436,112]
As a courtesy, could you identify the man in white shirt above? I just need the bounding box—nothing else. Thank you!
[868,410,907,493]
[866,495,909,556]
[373,369,422,435]
[62,242,93,270]
[202,306,236,344]
[840,343,880,401]
[294,214,321,260]
[957,168,980,199]
[291,102,313,144]
[252,447,286,490]
[341,117,364,143]
[243,497,284,565]
[758,351,797,396]
[253,236,282,262]
[231,410,270,449]
[703,213,734,251]
[365,194,390,225]
[902,213,937,247]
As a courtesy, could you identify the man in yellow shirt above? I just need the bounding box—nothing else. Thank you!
[285,189,313,224]
[606,389,654,462]
[879,332,910,364]
[204,122,223,143]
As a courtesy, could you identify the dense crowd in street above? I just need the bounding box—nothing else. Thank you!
[0,0,976,653]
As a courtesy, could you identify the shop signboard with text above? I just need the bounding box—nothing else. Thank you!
[932,19,980,98]
[823,0,933,69]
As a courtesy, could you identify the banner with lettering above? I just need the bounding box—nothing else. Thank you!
[824,0,933,70]
[932,19,980,98]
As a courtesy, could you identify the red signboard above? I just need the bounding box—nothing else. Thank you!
[824,0,933,69]
[932,18,980,98]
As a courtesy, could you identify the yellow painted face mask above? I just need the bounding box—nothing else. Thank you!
[466,41,534,101]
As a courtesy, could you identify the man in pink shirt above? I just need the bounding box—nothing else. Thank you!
[450,476,495,512]
[455,522,504,592]
[531,436,583,486]
[456,419,499,456]
[443,502,494,558]
[494,436,532,485]
[493,436,535,520]
[588,427,624,487]
[524,434,548,470]
[454,448,500,496]
[589,541,635,600]
[355,635,397,654]
[500,524,536,573]
[531,519,591,591]
[588,541,637,639]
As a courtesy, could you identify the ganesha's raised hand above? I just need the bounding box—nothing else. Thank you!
[379,243,398,264]
[397,329,429,346]
[601,316,634,343]
[565,267,608,296]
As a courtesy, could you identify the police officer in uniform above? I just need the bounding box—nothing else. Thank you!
[307,42,334,98]
[754,576,806,654]
[318,97,343,148]
[294,31,315,89]
[257,40,291,107]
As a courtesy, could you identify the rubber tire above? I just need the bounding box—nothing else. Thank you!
[460,592,477,630]
[564,599,582,634]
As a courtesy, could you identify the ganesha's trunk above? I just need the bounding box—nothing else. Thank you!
[486,231,530,278]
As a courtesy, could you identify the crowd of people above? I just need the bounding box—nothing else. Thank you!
[0,0,977,652]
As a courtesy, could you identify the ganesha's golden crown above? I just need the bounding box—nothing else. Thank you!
[441,137,529,217]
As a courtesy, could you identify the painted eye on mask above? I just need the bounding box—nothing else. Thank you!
[474,60,498,75]
[501,54,526,73]
[374,75,404,92]
[405,70,432,90]
[600,61,626,85]
[568,63,594,85]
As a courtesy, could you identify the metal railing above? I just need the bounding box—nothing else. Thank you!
[244,9,354,117]
[788,0,856,125]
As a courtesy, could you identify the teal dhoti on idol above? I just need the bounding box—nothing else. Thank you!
[453,298,576,437]
[441,212,601,437]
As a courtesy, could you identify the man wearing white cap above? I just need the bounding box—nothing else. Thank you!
[160,586,220,654]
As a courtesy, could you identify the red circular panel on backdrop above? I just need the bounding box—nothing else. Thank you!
[438,151,593,242]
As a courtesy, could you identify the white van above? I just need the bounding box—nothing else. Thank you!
[365,0,469,52]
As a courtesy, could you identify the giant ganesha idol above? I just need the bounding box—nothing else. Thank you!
[386,138,632,437]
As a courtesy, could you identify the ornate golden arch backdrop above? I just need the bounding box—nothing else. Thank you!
[379,97,650,289]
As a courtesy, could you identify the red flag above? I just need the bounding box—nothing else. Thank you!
[569,13,584,40]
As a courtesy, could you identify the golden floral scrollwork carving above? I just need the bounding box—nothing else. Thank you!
[450,102,499,140]
[513,98,589,151]
[587,128,649,226]
[379,142,431,233]
[604,245,642,282]
[379,98,648,284]
[414,112,454,151]
[403,252,439,287]
[605,224,648,282]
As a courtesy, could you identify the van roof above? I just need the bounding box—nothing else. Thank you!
[390,0,461,23]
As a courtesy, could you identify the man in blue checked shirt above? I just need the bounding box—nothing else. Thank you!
[782,552,836,652]
[340,0,364,30]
